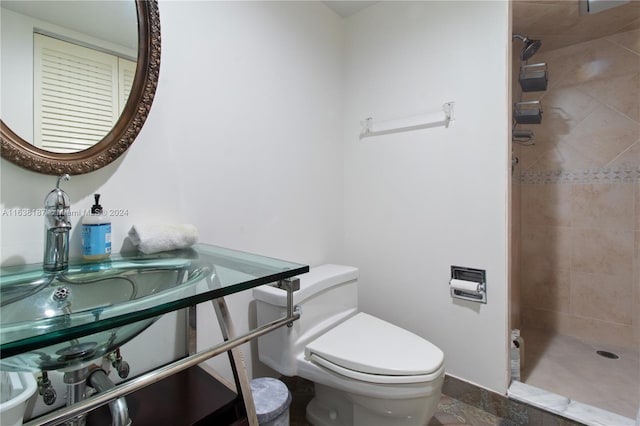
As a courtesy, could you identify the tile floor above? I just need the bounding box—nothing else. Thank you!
[285,386,506,426]
[281,376,582,426]
[428,395,510,426]
[509,381,634,426]
[276,328,640,425]
[520,327,639,419]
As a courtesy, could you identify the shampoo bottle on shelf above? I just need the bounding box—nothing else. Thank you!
[81,194,111,260]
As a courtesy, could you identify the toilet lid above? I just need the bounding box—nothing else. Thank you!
[305,312,444,377]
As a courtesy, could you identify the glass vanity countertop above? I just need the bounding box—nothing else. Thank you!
[0,243,309,359]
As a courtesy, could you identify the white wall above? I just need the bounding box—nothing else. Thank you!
[1,0,512,413]
[1,8,35,140]
[161,0,345,380]
[1,0,344,415]
[342,1,511,392]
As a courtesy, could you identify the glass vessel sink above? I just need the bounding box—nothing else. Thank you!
[0,244,308,372]
[0,254,207,371]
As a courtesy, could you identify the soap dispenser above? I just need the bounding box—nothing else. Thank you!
[81,194,111,260]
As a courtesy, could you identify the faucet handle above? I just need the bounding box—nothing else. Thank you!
[45,174,71,211]
[56,174,70,189]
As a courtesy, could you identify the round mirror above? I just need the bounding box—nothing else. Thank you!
[0,0,160,175]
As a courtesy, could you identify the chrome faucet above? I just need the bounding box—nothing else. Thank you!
[44,174,72,272]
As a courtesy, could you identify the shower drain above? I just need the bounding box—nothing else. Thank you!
[596,350,619,359]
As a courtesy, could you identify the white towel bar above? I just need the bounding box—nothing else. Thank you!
[360,101,454,139]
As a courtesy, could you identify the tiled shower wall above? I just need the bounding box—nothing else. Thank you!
[516,29,640,349]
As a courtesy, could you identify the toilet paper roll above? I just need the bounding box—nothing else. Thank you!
[450,278,482,293]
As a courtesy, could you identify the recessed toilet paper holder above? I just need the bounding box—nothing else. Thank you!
[450,266,486,303]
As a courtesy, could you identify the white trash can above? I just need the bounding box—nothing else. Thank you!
[250,378,292,426]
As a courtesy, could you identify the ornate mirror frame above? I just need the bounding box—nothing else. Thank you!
[0,0,161,175]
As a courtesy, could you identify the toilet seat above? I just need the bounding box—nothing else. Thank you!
[308,353,444,384]
[305,312,444,385]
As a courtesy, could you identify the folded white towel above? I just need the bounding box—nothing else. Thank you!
[128,224,198,254]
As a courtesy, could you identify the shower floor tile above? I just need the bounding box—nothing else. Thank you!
[520,327,639,419]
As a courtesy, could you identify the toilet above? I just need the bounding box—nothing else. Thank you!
[253,264,445,426]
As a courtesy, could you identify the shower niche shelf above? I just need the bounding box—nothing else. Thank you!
[514,101,543,124]
[512,129,535,145]
[519,63,548,92]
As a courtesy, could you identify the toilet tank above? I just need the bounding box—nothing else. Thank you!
[253,264,359,376]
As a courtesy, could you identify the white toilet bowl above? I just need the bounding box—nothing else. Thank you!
[253,265,445,426]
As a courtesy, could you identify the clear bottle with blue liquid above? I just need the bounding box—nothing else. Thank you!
[81,194,111,260]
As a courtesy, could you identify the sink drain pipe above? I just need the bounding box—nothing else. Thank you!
[63,369,88,426]
[88,369,131,426]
